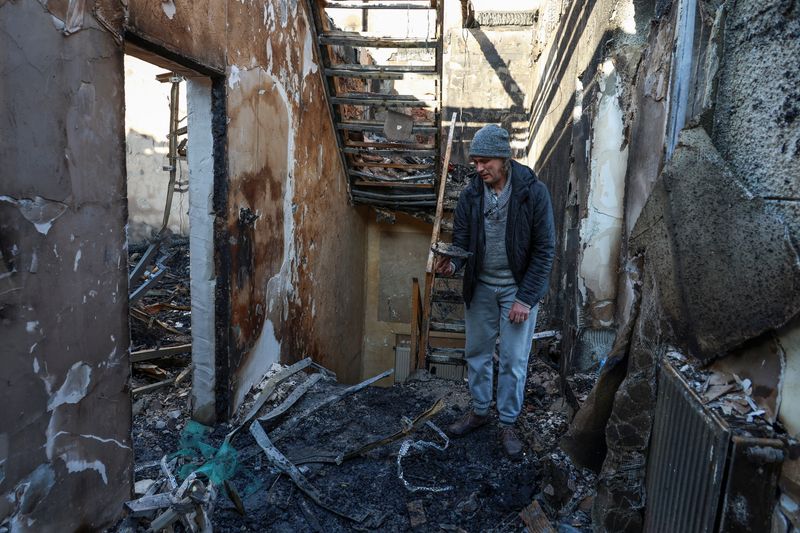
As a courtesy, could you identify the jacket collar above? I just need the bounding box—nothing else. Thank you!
[465,160,533,200]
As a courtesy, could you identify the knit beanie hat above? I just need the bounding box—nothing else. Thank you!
[469,124,512,158]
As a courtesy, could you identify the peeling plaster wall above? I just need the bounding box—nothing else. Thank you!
[578,61,628,328]
[0,1,132,531]
[524,0,650,364]
[187,78,217,424]
[126,0,368,414]
[528,0,800,528]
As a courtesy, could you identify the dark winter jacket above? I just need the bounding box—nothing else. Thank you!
[451,160,556,308]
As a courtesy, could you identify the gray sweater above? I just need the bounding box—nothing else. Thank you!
[478,179,515,286]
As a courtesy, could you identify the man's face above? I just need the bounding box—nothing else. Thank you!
[471,157,506,187]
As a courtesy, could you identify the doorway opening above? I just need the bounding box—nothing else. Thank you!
[123,41,222,476]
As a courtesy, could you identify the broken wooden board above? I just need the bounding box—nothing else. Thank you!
[271,368,394,442]
[249,421,373,524]
[125,493,173,516]
[131,343,192,363]
[227,358,314,440]
[258,373,323,423]
[338,397,444,462]
[519,500,555,533]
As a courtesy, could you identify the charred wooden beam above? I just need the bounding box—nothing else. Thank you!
[331,93,437,108]
[337,121,437,134]
[353,180,434,188]
[324,1,434,9]
[319,31,438,48]
[343,146,437,157]
[350,161,434,170]
[131,343,192,363]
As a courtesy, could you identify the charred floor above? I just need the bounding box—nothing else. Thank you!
[3,0,800,532]
[124,299,596,532]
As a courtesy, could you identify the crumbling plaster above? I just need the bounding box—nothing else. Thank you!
[523,0,650,367]
[2,0,366,528]
[1,1,132,530]
[126,0,368,415]
[578,61,629,328]
[526,0,800,528]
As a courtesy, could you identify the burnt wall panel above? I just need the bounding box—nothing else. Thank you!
[126,0,226,71]
[127,0,368,411]
[0,2,132,530]
[524,0,649,343]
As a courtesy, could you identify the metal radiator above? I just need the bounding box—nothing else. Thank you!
[644,360,783,532]
[394,345,411,383]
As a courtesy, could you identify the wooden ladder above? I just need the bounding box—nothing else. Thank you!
[307,0,444,208]
[410,112,469,378]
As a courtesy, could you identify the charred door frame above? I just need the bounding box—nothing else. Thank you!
[122,32,230,423]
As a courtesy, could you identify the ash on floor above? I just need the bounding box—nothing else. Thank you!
[125,350,597,532]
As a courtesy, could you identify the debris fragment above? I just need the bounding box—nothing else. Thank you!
[271,368,394,442]
[519,500,555,532]
[406,500,427,528]
[258,373,324,423]
[396,421,452,493]
[249,421,374,523]
[337,397,445,463]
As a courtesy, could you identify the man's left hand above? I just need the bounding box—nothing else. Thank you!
[508,302,530,324]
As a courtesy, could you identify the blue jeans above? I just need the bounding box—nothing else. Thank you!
[464,282,538,425]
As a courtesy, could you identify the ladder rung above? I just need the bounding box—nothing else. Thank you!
[434,268,463,279]
[346,140,436,150]
[353,180,434,189]
[353,197,437,207]
[431,291,462,303]
[325,67,438,80]
[350,161,433,170]
[429,320,465,333]
[337,121,438,134]
[319,31,438,48]
[325,1,435,9]
[344,147,437,157]
[349,169,434,180]
[352,190,436,201]
[427,348,466,365]
[331,95,437,108]
[327,64,436,73]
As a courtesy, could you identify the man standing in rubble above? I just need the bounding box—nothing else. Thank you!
[436,124,555,459]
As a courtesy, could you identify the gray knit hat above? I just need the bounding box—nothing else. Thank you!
[469,124,512,158]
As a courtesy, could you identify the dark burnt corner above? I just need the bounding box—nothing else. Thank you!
[1,0,799,532]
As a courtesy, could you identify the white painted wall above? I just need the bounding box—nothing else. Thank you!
[578,60,628,327]
[125,55,189,243]
[186,78,217,424]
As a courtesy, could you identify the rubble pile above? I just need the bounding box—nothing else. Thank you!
[129,238,192,351]
[128,238,193,400]
[518,358,598,531]
[443,163,476,210]
[123,244,597,531]
[121,351,595,532]
[669,350,782,431]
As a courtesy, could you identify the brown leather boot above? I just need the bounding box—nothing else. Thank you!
[500,426,524,459]
[447,411,489,437]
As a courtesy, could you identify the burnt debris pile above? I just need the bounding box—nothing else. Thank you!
[122,348,600,532]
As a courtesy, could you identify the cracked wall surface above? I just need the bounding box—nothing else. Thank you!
[529,0,800,529]
[0,1,132,530]
[2,0,365,529]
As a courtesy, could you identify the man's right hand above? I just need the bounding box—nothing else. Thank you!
[435,257,455,276]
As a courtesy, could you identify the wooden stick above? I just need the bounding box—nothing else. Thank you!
[419,112,458,368]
